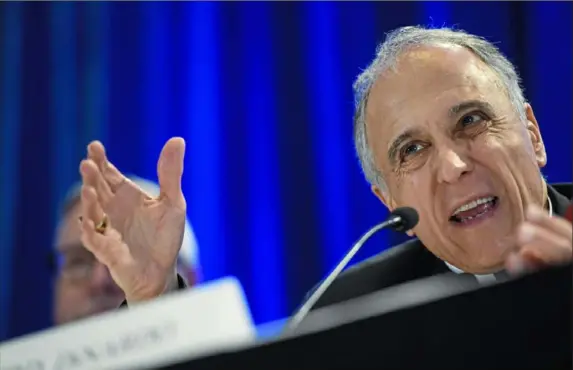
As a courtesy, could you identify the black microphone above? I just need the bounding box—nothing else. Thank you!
[285,207,419,332]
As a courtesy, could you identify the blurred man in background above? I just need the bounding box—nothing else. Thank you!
[52,176,200,325]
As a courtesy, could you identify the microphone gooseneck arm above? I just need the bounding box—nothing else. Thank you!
[285,215,402,332]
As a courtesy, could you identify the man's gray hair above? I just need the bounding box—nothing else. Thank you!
[353,26,527,192]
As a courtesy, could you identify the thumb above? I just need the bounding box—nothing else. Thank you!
[505,250,544,276]
[157,137,186,203]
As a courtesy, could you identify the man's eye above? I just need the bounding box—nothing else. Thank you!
[460,113,485,127]
[65,258,88,267]
[401,142,425,158]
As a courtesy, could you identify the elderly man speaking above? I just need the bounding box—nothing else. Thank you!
[73,26,571,308]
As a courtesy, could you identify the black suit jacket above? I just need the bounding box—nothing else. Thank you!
[308,183,572,311]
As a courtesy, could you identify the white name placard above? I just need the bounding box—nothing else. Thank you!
[0,277,256,370]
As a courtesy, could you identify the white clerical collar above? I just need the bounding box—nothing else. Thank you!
[445,261,497,283]
[445,196,554,282]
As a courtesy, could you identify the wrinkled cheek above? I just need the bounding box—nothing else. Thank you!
[388,176,411,204]
[486,130,537,164]
[55,282,84,315]
[395,177,429,217]
[479,135,519,172]
[54,292,75,323]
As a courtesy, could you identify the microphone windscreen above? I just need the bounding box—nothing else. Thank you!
[390,207,419,232]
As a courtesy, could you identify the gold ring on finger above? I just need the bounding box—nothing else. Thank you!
[95,214,109,234]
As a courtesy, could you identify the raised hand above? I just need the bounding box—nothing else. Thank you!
[505,204,572,275]
[78,137,187,303]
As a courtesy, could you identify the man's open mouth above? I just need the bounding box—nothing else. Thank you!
[449,196,499,225]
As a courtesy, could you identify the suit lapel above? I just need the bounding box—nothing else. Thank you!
[547,184,571,218]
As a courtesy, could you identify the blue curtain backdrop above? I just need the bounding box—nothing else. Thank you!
[0,1,571,341]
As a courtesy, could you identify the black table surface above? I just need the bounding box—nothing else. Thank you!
[159,264,572,369]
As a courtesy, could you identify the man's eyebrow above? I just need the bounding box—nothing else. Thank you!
[387,129,418,163]
[448,100,495,117]
[386,101,494,163]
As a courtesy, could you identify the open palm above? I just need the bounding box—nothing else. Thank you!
[79,138,187,303]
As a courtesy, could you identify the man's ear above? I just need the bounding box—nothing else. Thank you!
[524,103,546,168]
[371,184,391,209]
[371,185,415,237]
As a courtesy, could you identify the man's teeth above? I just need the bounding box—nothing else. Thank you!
[453,196,495,216]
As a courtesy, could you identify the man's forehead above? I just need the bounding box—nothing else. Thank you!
[366,45,497,135]
[373,45,492,102]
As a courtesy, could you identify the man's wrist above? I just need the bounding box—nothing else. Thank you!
[122,271,187,307]
[125,270,178,304]
[163,271,180,294]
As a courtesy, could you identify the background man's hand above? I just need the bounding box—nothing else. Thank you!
[506,204,572,275]
[78,137,187,303]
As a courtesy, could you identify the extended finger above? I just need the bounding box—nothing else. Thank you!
[87,141,127,192]
[80,217,111,266]
[505,251,544,276]
[80,185,105,228]
[80,218,129,269]
[517,222,572,264]
[157,137,186,203]
[526,205,573,240]
[80,159,113,206]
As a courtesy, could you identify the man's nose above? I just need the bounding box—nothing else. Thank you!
[434,144,473,184]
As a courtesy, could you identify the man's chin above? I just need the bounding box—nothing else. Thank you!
[89,304,117,315]
[460,251,510,274]
[65,302,120,324]
[442,243,510,274]
[449,233,514,270]
[90,297,124,313]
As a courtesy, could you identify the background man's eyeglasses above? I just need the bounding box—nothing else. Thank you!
[50,245,187,283]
